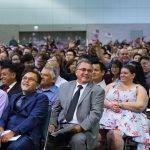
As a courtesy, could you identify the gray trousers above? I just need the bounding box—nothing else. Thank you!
[46,123,87,150]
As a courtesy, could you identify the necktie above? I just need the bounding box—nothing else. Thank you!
[15,96,25,110]
[65,85,83,122]
[2,85,9,92]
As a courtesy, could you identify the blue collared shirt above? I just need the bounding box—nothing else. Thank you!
[37,85,58,107]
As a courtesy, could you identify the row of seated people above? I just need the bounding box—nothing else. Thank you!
[1,47,149,149]
[0,58,149,149]
[45,59,150,150]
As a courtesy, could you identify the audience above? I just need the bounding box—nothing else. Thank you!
[0,36,149,149]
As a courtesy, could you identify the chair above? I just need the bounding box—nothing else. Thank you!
[98,129,137,150]
[40,108,51,150]
[124,136,137,150]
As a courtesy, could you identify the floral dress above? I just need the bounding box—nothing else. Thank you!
[99,83,150,150]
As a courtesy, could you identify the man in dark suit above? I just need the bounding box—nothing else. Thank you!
[48,58,104,150]
[0,62,22,99]
[0,70,49,150]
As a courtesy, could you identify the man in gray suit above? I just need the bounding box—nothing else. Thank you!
[47,58,104,150]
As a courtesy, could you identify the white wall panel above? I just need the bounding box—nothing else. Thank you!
[52,9,70,24]
[86,0,103,8]
[0,0,51,8]
[103,9,122,23]
[137,0,150,7]
[86,9,103,24]
[0,0,149,24]
[70,0,86,8]
[120,0,137,8]
[52,0,70,9]
[121,8,137,23]
[136,8,150,23]
[70,9,86,24]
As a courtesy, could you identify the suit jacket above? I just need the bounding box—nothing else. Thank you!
[0,83,22,100]
[50,80,104,150]
[0,92,49,149]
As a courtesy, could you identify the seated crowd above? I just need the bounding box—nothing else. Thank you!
[0,37,149,150]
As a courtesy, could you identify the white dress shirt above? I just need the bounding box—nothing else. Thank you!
[69,82,88,124]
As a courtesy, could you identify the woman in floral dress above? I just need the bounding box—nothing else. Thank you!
[100,65,150,150]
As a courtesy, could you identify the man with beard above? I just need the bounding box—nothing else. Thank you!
[0,70,48,150]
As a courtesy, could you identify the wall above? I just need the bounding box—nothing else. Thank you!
[0,0,150,24]
[0,0,150,44]
[1,24,150,45]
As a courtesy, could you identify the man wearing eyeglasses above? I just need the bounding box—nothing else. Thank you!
[0,70,48,150]
[47,58,104,150]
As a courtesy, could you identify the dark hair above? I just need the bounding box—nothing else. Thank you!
[0,61,22,82]
[21,54,34,64]
[1,60,17,73]
[122,64,137,83]
[22,69,41,84]
[133,53,142,59]
[104,52,111,58]
[140,56,150,62]
[129,61,148,90]
[110,60,122,75]
[123,64,136,74]
[92,60,106,73]
[111,60,122,70]
[65,59,77,69]
[32,47,38,52]
[66,49,76,57]
[11,53,21,61]
[37,53,49,62]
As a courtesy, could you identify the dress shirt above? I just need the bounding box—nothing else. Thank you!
[55,76,67,88]
[7,81,17,92]
[37,85,58,107]
[69,82,88,124]
[0,89,9,117]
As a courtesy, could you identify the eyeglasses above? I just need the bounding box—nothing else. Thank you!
[77,68,93,73]
[66,54,74,56]
[22,76,37,82]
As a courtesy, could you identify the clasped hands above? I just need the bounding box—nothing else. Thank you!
[110,101,121,113]
[48,124,82,134]
[0,127,16,143]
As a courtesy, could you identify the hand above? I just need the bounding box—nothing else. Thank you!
[0,127,4,132]
[111,101,120,113]
[71,125,82,134]
[48,124,55,133]
[1,131,16,143]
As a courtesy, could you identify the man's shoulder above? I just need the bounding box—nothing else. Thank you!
[29,92,48,99]
[60,80,76,88]
[91,82,105,92]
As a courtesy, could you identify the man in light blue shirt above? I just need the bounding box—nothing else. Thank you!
[37,65,58,109]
